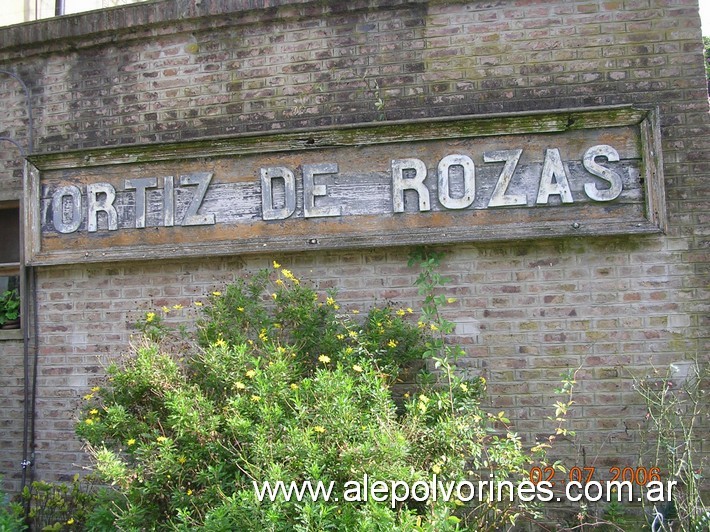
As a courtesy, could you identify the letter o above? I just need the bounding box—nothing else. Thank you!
[410,480,430,502]
[584,482,603,502]
[52,185,83,233]
[438,154,475,209]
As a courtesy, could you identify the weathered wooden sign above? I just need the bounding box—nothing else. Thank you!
[24,106,665,265]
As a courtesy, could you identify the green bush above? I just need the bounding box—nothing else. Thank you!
[17,475,114,532]
[0,476,25,532]
[0,289,20,326]
[77,260,542,530]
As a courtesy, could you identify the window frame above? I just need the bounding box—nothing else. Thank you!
[0,200,23,340]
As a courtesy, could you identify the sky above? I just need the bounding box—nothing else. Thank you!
[702,1,710,35]
[2,1,710,31]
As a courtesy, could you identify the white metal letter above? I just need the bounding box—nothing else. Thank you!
[179,172,215,226]
[163,176,175,227]
[485,149,526,207]
[87,183,118,232]
[391,158,430,212]
[261,167,296,220]
[125,177,158,228]
[583,144,623,201]
[303,163,341,218]
[437,154,475,209]
[51,185,82,233]
[536,148,573,204]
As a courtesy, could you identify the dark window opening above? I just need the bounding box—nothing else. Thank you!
[0,206,20,264]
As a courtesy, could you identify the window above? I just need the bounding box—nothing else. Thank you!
[0,202,21,335]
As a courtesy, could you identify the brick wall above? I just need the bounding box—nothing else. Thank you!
[0,0,708,501]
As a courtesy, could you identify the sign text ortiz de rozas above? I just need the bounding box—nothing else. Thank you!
[25,107,666,265]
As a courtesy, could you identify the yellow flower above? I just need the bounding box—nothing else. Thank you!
[172,304,183,310]
[83,394,94,401]
[162,306,170,314]
[273,260,281,269]
[85,418,94,425]
[430,323,439,331]
[353,365,363,373]
[237,307,244,312]
[404,392,410,399]
[396,309,406,317]
[194,301,203,307]
[417,321,426,329]
[251,395,261,402]
[178,455,187,464]
[326,296,336,306]
[348,330,358,339]
[282,268,294,279]
[460,383,469,392]
[432,464,442,474]
[67,518,75,525]
[91,386,100,392]
[336,334,345,340]
[419,394,430,403]
[313,425,326,433]
[187,489,193,496]
[318,355,331,364]
[351,309,360,314]
[212,291,222,297]
[157,436,167,442]
[447,297,457,304]
[235,382,246,390]
[387,339,398,348]
[127,438,136,446]
[214,338,227,348]
[271,293,277,300]
[290,383,299,390]
[406,307,414,314]
[145,312,156,323]
[245,369,256,378]
[275,278,284,286]
[89,409,99,416]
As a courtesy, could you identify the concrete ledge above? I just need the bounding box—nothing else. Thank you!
[0,328,23,341]
[0,0,350,56]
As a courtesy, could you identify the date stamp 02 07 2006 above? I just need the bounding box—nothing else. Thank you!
[529,465,677,503]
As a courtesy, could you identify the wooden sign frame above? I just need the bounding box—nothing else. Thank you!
[24,105,666,266]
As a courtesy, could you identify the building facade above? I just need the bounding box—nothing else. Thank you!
[0,0,708,514]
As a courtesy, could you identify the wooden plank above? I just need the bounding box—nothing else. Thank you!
[0,263,20,275]
[28,105,648,170]
[23,162,41,262]
[640,108,668,233]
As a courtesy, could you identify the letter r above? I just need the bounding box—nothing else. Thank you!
[391,158,430,212]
